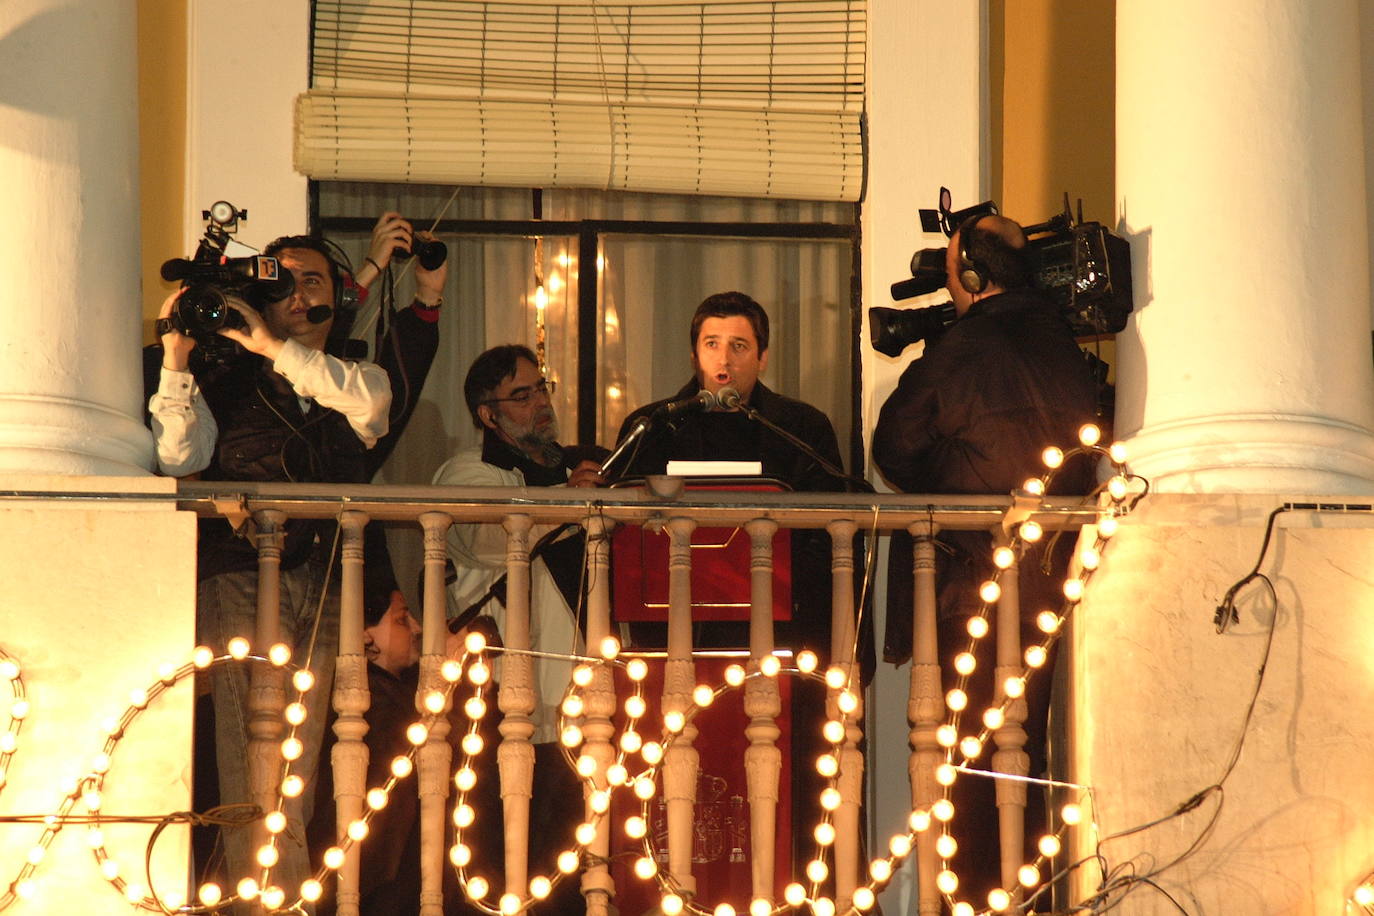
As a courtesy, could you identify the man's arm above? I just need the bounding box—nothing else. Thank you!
[147,291,217,476]
[217,300,392,448]
[871,359,942,493]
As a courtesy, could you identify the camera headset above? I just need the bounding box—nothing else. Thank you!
[260,235,362,340]
[955,215,992,295]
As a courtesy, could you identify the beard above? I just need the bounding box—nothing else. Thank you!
[497,407,562,466]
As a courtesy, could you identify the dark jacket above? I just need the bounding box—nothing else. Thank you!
[872,289,1098,663]
[615,379,845,492]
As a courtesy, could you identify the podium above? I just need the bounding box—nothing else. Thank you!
[611,480,792,626]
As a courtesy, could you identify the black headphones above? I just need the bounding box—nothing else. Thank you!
[956,215,989,295]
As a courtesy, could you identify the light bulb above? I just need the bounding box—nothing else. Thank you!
[987,888,1011,911]
[1036,610,1061,633]
[367,788,389,810]
[837,690,858,714]
[623,695,646,718]
[725,664,747,686]
[822,720,845,744]
[557,850,580,873]
[797,650,818,673]
[714,903,736,916]
[662,894,685,916]
[966,616,990,638]
[953,652,976,675]
[1018,864,1041,888]
[1038,834,1062,857]
[441,659,463,682]
[634,856,658,879]
[853,887,876,911]
[268,643,291,666]
[619,730,643,754]
[424,691,446,714]
[1020,520,1043,542]
[908,809,932,832]
[530,876,552,899]
[693,684,715,707]
[608,762,629,785]
[465,631,488,654]
[663,711,685,733]
[455,767,477,791]
[1041,446,1064,468]
[812,899,835,916]
[454,804,475,828]
[281,736,304,760]
[982,707,1005,730]
[285,702,308,725]
[282,774,305,797]
[450,844,472,867]
[573,665,594,687]
[392,756,414,778]
[760,654,782,677]
[324,846,345,870]
[936,724,958,747]
[816,754,839,777]
[1061,802,1082,825]
[348,819,369,841]
[751,898,774,916]
[292,669,315,692]
[1025,645,1048,668]
[465,696,487,720]
[932,799,955,821]
[806,858,829,883]
[1109,441,1128,463]
[236,878,259,901]
[264,810,287,834]
[466,876,489,900]
[784,882,807,906]
[1023,477,1046,496]
[992,547,1015,569]
[1063,578,1085,601]
[625,815,647,839]
[256,844,279,868]
[870,859,893,882]
[945,688,968,712]
[820,787,842,810]
[192,646,214,669]
[462,732,485,755]
[301,879,324,902]
[952,904,975,916]
[935,763,958,786]
[1097,515,1119,537]
[634,777,657,800]
[500,892,522,914]
[627,658,649,681]
[641,741,664,765]
[600,635,621,660]
[1107,475,1129,501]
[979,580,1001,603]
[888,834,913,857]
[936,834,957,858]
[1079,547,1101,570]
[814,822,836,845]
[227,637,250,660]
[198,883,223,906]
[468,662,491,686]
[1078,424,1101,446]
[960,735,984,758]
[935,869,958,894]
[590,790,611,814]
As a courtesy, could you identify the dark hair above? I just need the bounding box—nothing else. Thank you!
[463,344,539,428]
[960,223,1032,291]
[262,235,344,298]
[363,530,401,628]
[688,291,770,352]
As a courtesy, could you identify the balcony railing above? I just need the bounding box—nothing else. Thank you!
[166,479,1106,916]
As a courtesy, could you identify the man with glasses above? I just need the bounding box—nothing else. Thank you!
[431,344,604,913]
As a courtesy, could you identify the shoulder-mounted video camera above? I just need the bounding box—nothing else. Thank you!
[870,187,1134,357]
[159,201,295,344]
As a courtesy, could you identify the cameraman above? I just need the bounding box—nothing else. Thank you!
[872,213,1095,902]
[147,217,445,899]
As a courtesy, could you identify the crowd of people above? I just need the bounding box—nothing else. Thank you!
[143,206,1097,913]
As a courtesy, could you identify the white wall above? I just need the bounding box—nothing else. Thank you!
[862,2,986,912]
[184,1,311,252]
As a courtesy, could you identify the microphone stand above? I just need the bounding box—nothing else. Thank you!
[726,395,874,492]
[598,415,651,478]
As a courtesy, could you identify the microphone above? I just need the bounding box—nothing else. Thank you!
[716,386,742,410]
[652,387,717,419]
[306,304,333,324]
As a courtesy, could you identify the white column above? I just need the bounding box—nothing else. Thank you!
[0,0,154,475]
[1115,0,1374,493]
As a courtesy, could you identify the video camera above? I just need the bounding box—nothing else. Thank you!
[159,201,295,344]
[870,187,1133,357]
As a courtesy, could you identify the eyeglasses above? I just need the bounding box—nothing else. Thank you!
[483,378,556,405]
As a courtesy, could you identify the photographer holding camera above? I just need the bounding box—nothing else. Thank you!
[872,212,1095,902]
[147,210,447,899]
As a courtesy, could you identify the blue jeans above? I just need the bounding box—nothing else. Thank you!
[198,561,340,909]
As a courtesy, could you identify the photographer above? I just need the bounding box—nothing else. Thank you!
[147,216,445,898]
[872,213,1096,902]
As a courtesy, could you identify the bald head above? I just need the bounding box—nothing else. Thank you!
[946,214,1032,314]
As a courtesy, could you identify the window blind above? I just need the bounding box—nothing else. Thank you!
[296,0,866,201]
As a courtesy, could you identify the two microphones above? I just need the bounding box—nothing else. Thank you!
[651,386,742,420]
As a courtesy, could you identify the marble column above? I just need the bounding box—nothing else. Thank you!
[1115,0,1374,493]
[0,0,153,475]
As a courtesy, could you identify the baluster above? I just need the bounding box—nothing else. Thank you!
[906,521,942,916]
[332,510,370,916]
[662,516,699,901]
[417,513,454,915]
[992,533,1028,894]
[826,518,862,912]
[743,518,781,904]
[581,514,617,916]
[497,515,536,899]
[249,507,288,897]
